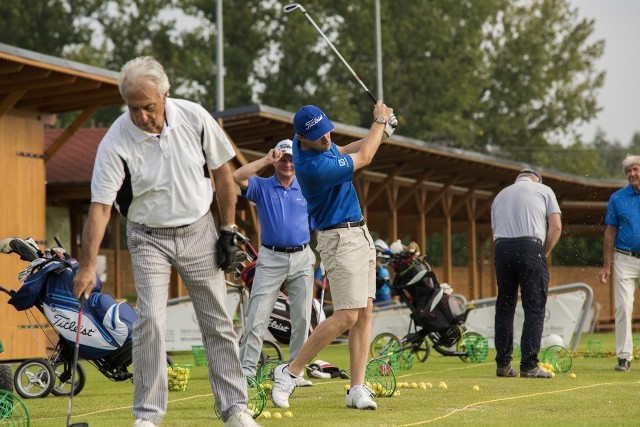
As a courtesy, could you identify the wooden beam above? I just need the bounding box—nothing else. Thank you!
[0,62,24,74]
[396,170,431,210]
[0,89,27,116]
[366,165,405,207]
[0,74,75,92]
[45,105,99,160]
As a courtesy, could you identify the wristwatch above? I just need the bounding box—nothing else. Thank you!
[373,116,388,125]
[221,224,238,233]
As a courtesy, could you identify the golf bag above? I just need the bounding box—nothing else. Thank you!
[389,252,466,345]
[7,254,137,360]
[231,234,323,345]
[268,291,323,344]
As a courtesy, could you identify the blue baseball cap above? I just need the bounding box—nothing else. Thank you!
[293,105,335,141]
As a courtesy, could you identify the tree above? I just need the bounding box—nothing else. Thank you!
[0,0,98,55]
[478,0,605,162]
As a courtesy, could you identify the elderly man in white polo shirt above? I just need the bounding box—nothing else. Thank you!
[72,56,257,427]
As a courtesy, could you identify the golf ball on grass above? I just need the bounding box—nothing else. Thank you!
[273,412,282,419]
[569,373,577,378]
[472,385,480,391]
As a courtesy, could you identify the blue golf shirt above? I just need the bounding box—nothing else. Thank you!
[242,175,310,247]
[292,135,362,230]
[605,184,640,252]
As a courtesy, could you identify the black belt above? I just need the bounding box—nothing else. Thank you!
[615,248,640,259]
[494,236,542,245]
[263,244,308,253]
[321,218,366,231]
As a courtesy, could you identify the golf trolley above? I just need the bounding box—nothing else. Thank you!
[369,251,487,364]
[0,236,170,400]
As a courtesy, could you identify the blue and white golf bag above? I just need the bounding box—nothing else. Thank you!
[8,255,137,360]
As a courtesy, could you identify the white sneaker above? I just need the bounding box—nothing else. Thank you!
[223,409,260,427]
[346,385,377,410]
[295,376,313,387]
[133,419,157,427]
[271,364,296,408]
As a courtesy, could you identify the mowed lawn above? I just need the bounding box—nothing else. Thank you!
[4,332,640,426]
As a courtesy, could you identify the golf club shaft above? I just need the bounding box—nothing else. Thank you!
[288,4,377,104]
[67,295,85,427]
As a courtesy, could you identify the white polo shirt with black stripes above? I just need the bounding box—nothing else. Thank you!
[91,98,235,227]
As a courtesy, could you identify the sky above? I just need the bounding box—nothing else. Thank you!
[571,0,639,145]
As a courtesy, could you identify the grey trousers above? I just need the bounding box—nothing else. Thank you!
[239,245,315,376]
[127,212,247,424]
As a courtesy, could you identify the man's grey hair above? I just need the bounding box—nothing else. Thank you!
[622,155,640,174]
[118,56,170,99]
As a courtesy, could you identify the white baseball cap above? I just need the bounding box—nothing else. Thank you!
[275,139,293,155]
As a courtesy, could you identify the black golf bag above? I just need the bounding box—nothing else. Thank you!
[390,252,466,346]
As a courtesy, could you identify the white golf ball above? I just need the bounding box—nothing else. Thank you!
[544,334,564,347]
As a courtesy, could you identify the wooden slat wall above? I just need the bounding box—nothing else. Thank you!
[0,112,49,361]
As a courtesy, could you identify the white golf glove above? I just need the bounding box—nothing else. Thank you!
[384,114,397,138]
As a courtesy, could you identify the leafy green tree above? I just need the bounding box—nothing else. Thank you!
[478,0,605,161]
[0,0,98,55]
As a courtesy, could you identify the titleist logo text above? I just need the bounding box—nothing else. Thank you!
[52,313,96,337]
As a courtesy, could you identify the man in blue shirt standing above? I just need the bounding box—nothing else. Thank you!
[271,101,396,411]
[233,140,316,384]
[598,155,640,372]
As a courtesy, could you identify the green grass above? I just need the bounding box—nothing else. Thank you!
[5,332,640,426]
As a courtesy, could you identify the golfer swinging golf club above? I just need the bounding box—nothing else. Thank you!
[271,101,396,410]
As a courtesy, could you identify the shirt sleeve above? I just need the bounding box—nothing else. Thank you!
[312,145,354,190]
[242,176,263,203]
[199,105,236,170]
[604,195,619,227]
[90,135,125,206]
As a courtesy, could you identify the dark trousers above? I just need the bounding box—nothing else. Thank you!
[494,240,549,371]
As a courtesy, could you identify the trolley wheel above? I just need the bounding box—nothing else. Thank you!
[259,340,283,364]
[13,358,55,398]
[370,333,401,358]
[0,364,12,392]
[458,331,483,362]
[51,360,86,397]
[412,336,431,362]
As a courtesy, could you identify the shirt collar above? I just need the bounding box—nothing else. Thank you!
[269,174,299,190]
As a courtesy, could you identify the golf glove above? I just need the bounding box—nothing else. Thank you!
[216,230,238,270]
[384,115,398,138]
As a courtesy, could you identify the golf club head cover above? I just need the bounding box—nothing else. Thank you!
[9,237,43,261]
[216,230,238,271]
[384,115,398,138]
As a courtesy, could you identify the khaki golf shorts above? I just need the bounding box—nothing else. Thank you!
[316,224,376,310]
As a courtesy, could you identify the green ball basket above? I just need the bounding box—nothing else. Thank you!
[541,345,573,373]
[365,358,396,397]
[214,376,266,419]
[0,390,30,426]
[465,335,489,363]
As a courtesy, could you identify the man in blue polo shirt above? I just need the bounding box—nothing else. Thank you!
[271,101,396,411]
[233,140,316,384]
[599,155,640,372]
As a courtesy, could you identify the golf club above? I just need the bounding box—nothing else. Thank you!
[319,262,326,313]
[284,3,378,104]
[66,295,89,427]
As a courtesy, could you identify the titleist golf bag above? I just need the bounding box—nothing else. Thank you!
[8,255,137,360]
